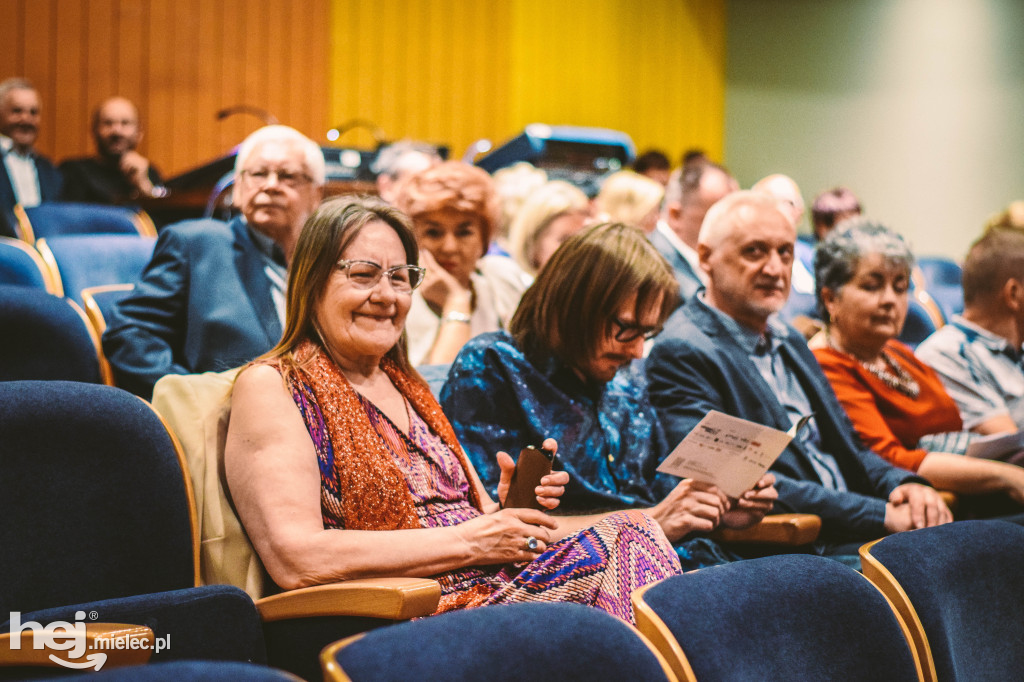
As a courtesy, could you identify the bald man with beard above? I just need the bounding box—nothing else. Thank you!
[60,96,164,205]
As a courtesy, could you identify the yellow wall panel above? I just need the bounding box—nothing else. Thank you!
[329,0,724,162]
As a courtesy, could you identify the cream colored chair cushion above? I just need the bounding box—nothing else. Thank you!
[152,367,267,599]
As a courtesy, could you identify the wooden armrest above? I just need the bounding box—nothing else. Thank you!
[939,490,958,511]
[709,513,821,545]
[255,577,441,622]
[0,623,153,669]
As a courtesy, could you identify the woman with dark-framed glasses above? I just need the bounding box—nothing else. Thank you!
[225,198,686,622]
[440,222,777,570]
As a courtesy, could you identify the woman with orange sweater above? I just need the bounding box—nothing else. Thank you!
[810,220,1024,504]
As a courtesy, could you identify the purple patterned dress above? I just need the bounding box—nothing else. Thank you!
[291,380,681,622]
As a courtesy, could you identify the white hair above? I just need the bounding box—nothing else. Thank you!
[234,125,326,185]
[697,190,788,248]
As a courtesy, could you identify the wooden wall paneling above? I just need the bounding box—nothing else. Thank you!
[243,0,270,134]
[265,0,288,128]
[192,0,222,168]
[303,0,329,143]
[118,0,150,163]
[377,0,402,144]
[22,0,56,158]
[0,0,27,84]
[147,0,178,172]
[52,0,88,160]
[286,0,312,142]
[217,0,249,156]
[85,0,119,140]
[175,0,200,169]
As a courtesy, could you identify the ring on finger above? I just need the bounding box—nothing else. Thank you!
[525,536,539,551]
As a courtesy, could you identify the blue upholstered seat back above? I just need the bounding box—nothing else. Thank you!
[0,236,50,289]
[898,298,938,349]
[22,202,144,241]
[0,381,197,615]
[40,234,155,305]
[916,256,964,320]
[330,602,672,682]
[867,520,1024,682]
[639,554,918,682]
[0,285,102,382]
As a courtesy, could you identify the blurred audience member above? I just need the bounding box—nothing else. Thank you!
[811,186,862,243]
[103,125,324,399]
[984,200,1024,231]
[649,158,738,304]
[632,149,671,187]
[395,161,527,366]
[372,139,440,204]
[917,227,1024,434]
[811,220,1024,503]
[491,161,547,256]
[508,179,589,277]
[752,173,806,231]
[595,170,663,234]
[0,77,61,238]
[60,96,164,205]
[441,222,776,569]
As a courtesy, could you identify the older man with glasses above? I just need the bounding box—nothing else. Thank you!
[103,125,324,399]
[439,222,777,571]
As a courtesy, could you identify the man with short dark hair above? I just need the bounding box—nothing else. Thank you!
[649,159,737,304]
[60,96,164,205]
[441,221,777,570]
[103,125,324,399]
[0,78,62,238]
[647,191,951,564]
[917,227,1024,433]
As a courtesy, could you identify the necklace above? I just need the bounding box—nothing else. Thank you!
[827,332,920,399]
[861,350,920,399]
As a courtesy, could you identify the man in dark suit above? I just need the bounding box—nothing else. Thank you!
[646,190,951,560]
[0,78,62,238]
[648,159,737,306]
[102,125,324,399]
[60,96,165,206]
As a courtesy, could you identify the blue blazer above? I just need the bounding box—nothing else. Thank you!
[646,297,925,542]
[102,216,283,399]
[648,227,703,306]
[0,152,63,238]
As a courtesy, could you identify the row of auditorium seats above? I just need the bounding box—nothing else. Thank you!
[3,379,1022,681]
[0,203,157,385]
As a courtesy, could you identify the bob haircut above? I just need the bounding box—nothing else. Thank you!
[595,171,664,229]
[394,161,499,253]
[813,218,914,323]
[510,222,678,368]
[509,180,589,275]
[962,226,1024,307]
[260,195,421,381]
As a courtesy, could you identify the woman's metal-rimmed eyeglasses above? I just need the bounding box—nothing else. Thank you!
[336,259,426,293]
[611,317,662,343]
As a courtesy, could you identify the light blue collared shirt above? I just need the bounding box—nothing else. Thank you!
[700,294,847,490]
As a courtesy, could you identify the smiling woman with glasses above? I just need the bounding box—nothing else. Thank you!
[440,222,778,571]
[225,198,687,624]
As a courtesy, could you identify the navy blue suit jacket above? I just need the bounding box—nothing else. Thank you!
[646,297,925,542]
[102,216,283,399]
[0,152,63,238]
[648,226,703,306]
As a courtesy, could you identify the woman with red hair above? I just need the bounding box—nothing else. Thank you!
[396,161,529,365]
